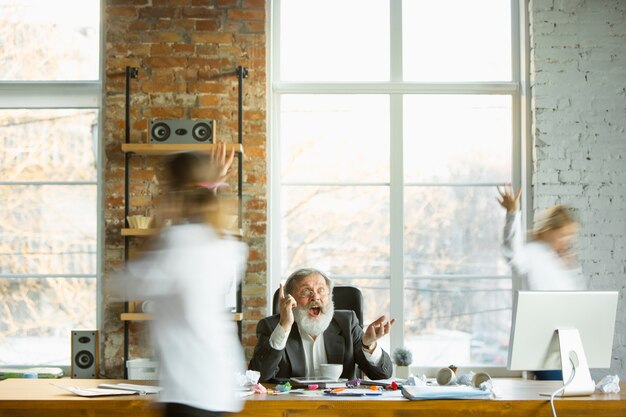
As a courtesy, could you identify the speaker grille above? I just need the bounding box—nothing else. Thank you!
[150,119,215,144]
[71,330,98,378]
[151,122,171,142]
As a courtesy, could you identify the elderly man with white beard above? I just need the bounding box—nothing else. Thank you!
[249,268,395,382]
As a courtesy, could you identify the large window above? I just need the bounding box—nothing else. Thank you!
[0,0,101,366]
[270,0,523,367]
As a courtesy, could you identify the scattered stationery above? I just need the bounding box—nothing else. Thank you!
[325,388,383,397]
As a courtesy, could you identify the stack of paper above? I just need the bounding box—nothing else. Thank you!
[401,385,492,400]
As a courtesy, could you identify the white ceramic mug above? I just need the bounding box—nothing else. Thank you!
[472,372,491,388]
[436,367,457,385]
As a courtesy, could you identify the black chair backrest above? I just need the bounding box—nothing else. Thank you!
[272,285,364,327]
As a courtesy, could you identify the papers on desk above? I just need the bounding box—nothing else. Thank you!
[401,385,492,400]
[54,383,163,397]
[54,384,139,397]
[98,383,163,394]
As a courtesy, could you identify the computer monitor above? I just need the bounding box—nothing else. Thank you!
[508,291,618,396]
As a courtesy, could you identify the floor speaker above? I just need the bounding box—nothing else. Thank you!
[71,330,99,378]
[150,119,214,144]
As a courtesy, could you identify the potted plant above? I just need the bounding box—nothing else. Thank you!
[392,347,413,379]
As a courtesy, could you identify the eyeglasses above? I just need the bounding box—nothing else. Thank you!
[297,287,329,298]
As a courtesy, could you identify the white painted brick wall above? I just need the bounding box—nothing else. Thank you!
[530,0,626,379]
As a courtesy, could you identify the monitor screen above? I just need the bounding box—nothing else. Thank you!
[508,291,618,371]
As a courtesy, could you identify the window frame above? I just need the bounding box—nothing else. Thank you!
[269,0,530,374]
[0,0,103,370]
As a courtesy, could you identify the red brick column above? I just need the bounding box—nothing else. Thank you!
[103,0,266,377]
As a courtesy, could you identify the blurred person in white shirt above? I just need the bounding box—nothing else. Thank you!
[497,185,587,291]
[123,142,248,417]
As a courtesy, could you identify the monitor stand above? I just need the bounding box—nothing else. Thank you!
[545,328,596,397]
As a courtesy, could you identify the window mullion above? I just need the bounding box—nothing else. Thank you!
[389,0,404,356]
[0,82,101,109]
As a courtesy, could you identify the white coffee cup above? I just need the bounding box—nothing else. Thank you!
[436,367,457,385]
[319,363,343,380]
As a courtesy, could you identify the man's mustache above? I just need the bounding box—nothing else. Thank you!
[305,300,329,313]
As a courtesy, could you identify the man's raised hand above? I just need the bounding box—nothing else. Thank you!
[363,315,396,349]
[278,283,296,332]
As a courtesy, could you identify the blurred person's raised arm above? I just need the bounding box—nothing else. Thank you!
[497,185,523,263]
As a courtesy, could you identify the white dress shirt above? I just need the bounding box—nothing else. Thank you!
[125,224,248,413]
[269,321,383,376]
[502,211,587,290]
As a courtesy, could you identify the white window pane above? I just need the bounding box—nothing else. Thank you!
[280,0,390,81]
[404,278,511,366]
[281,95,390,183]
[404,186,510,276]
[0,185,97,275]
[282,186,389,276]
[402,0,511,81]
[0,277,96,365]
[404,95,511,183]
[0,109,98,181]
[0,0,100,81]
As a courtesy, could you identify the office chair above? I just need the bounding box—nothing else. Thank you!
[272,285,364,327]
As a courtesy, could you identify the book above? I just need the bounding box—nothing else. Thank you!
[0,367,63,379]
[289,377,347,389]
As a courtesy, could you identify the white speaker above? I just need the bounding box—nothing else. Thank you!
[71,330,99,378]
[150,119,214,144]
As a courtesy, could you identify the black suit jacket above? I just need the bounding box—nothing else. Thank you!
[249,310,393,382]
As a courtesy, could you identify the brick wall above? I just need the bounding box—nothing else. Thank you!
[529,0,626,378]
[102,0,267,378]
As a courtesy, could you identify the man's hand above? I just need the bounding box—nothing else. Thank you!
[278,283,296,332]
[497,184,521,213]
[362,315,395,351]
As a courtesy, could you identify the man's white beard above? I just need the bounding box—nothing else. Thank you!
[294,299,334,337]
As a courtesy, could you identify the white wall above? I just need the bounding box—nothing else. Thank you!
[529,0,626,378]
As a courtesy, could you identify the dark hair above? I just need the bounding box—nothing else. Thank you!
[284,268,334,297]
[164,152,219,224]
[166,152,211,189]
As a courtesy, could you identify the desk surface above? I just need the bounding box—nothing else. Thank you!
[0,378,624,417]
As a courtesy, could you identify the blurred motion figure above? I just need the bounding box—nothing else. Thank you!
[497,185,587,291]
[123,143,248,417]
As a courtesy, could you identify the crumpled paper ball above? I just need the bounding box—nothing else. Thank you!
[596,375,620,393]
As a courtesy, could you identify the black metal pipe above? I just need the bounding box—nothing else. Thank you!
[123,66,138,379]
[235,66,247,339]
[235,66,248,228]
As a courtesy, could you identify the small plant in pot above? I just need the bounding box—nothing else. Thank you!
[392,347,413,379]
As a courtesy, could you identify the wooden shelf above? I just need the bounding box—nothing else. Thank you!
[121,313,152,321]
[121,312,243,321]
[122,143,243,156]
[122,228,242,238]
[121,228,157,236]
